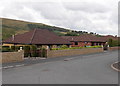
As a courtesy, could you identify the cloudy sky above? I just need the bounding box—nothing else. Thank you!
[0,0,119,35]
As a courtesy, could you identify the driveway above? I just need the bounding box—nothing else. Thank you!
[2,51,118,84]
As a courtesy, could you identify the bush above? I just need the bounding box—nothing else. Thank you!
[108,39,120,47]
[2,46,11,52]
[88,45,102,48]
[24,46,30,57]
[108,39,113,47]
[10,46,15,51]
[30,45,37,57]
[61,45,68,49]
[41,48,47,57]
[51,45,102,50]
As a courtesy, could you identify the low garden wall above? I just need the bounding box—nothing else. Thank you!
[0,50,24,63]
[47,48,103,58]
[109,47,120,51]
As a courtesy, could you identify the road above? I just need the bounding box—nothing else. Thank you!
[2,51,118,84]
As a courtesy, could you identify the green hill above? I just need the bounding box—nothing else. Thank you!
[1,18,100,40]
[1,18,70,40]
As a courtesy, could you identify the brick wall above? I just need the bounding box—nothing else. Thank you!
[108,47,120,51]
[47,48,103,58]
[0,50,24,63]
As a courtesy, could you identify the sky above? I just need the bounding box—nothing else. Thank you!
[0,0,119,35]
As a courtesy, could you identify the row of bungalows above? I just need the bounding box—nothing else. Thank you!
[2,29,118,49]
[61,35,107,47]
[2,29,71,49]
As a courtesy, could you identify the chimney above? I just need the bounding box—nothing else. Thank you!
[12,35,15,41]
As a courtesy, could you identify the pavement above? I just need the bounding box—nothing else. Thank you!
[2,50,119,84]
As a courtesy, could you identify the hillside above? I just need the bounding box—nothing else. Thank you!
[1,18,71,40]
[1,18,101,40]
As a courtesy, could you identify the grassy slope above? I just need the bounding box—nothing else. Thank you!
[1,18,69,40]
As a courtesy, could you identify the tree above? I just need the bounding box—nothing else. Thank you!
[108,39,113,47]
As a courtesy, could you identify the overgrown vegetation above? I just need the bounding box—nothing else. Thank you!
[108,39,120,47]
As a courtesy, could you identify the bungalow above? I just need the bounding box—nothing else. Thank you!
[2,29,71,49]
[61,34,107,47]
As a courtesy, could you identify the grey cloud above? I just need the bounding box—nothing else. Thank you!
[0,0,118,35]
[62,2,110,13]
[24,2,68,20]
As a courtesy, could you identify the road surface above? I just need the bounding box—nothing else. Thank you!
[2,51,118,84]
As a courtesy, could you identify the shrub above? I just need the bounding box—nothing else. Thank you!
[41,48,47,57]
[51,46,102,50]
[10,46,15,51]
[61,45,68,49]
[88,45,102,48]
[2,46,11,52]
[108,38,120,47]
[108,39,113,47]
[30,45,37,57]
[24,46,30,57]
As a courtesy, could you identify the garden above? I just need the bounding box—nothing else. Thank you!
[2,45,47,57]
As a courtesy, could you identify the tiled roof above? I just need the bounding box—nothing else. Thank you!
[3,29,71,45]
[101,35,119,41]
[61,34,107,42]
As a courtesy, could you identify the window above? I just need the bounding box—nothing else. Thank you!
[75,42,78,45]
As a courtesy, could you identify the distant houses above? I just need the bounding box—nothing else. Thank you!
[61,34,107,47]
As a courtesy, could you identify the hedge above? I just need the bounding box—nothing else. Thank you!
[24,46,30,57]
[108,39,120,47]
[51,45,102,50]
[2,46,11,52]
[41,48,47,57]
[30,45,37,57]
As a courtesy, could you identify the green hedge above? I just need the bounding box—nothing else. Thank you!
[51,45,102,50]
[11,46,15,51]
[24,46,30,57]
[30,45,37,57]
[2,45,47,57]
[10,46,23,51]
[108,39,120,47]
[2,46,24,52]
[41,48,47,57]
[2,46,11,52]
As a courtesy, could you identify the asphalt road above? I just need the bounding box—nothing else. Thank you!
[2,51,118,84]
